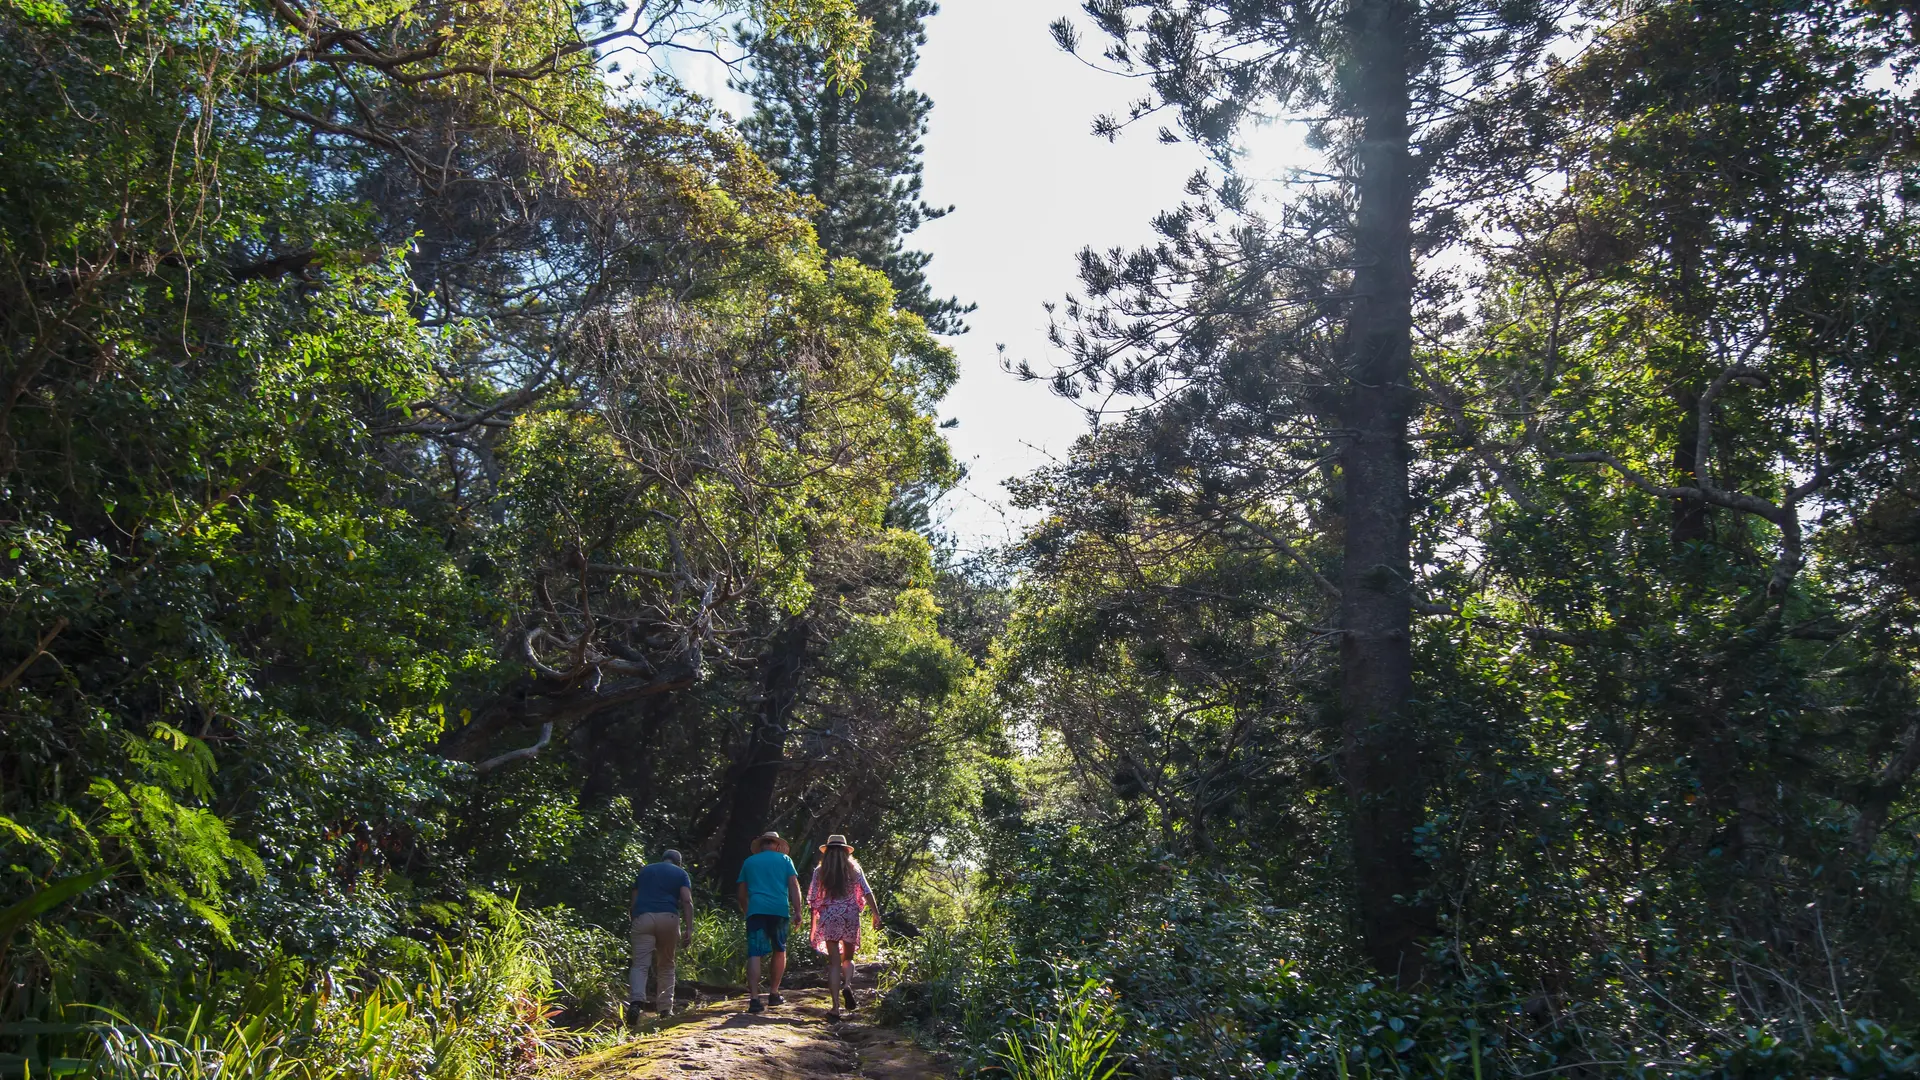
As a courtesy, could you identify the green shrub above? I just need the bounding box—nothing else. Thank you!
[521,906,625,1023]
[1,900,562,1080]
[1673,1020,1920,1080]
[900,823,1920,1080]
[676,909,747,988]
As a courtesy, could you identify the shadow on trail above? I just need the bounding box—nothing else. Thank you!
[563,984,950,1080]
[718,1012,812,1029]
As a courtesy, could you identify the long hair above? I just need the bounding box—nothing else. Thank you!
[819,846,862,899]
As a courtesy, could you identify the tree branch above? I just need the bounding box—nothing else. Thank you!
[371,388,543,437]
[473,722,551,773]
[1852,716,1920,852]
[0,618,68,692]
[438,651,702,762]
[1220,508,1343,603]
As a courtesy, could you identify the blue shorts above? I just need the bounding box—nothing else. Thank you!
[745,914,789,958]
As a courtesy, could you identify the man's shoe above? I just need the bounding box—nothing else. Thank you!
[766,992,785,1006]
[747,997,765,1014]
[623,1000,643,1026]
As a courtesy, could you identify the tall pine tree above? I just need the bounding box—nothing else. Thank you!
[1045,0,1565,984]
[736,0,972,334]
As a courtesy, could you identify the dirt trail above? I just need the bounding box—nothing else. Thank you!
[566,984,950,1080]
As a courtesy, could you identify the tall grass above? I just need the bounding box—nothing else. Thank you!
[520,906,624,1025]
[996,978,1124,1080]
[2,903,563,1080]
[674,910,746,988]
[81,1007,308,1080]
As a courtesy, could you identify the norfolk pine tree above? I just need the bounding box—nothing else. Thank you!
[1051,0,1564,984]
[737,0,972,333]
[711,0,971,885]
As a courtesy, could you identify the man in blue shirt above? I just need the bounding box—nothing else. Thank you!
[628,849,694,1022]
[735,831,804,1014]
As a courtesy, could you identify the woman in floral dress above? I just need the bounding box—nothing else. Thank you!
[807,834,881,1020]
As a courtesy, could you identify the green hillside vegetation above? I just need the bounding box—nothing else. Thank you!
[3,0,1919,1077]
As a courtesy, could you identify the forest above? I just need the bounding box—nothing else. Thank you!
[3,0,1919,1076]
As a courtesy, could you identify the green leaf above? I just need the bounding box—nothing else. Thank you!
[0,0,68,25]
[0,868,112,945]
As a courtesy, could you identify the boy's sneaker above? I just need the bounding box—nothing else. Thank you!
[747,997,765,1014]
[766,993,785,1006]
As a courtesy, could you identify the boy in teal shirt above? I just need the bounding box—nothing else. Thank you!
[735,831,804,1013]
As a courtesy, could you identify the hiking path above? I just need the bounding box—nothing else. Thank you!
[561,981,950,1080]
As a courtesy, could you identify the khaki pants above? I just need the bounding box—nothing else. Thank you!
[629,912,680,1011]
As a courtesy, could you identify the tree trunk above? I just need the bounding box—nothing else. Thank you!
[1852,717,1920,854]
[810,83,843,251]
[577,697,669,813]
[714,617,809,888]
[1671,388,1710,547]
[1337,0,1435,988]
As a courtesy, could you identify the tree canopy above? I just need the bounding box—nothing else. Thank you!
[4,0,1920,1077]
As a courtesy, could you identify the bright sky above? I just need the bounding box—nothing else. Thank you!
[664,1,1293,553]
[907,1,1212,553]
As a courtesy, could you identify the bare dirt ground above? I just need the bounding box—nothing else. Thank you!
[563,979,950,1080]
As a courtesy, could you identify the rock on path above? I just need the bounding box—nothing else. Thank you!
[564,987,949,1080]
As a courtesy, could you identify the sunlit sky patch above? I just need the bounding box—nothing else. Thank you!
[659,0,1307,553]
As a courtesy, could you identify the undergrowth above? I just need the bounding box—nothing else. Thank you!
[877,826,1920,1080]
[1,898,574,1080]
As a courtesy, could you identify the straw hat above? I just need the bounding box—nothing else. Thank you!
[818,834,854,853]
[752,831,790,854]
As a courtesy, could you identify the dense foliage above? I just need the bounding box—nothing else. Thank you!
[6,0,1920,1076]
[1,0,980,1069]
[879,0,1920,1077]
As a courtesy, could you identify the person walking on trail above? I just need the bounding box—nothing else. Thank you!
[736,831,804,1014]
[807,834,881,1021]
[628,848,694,1023]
